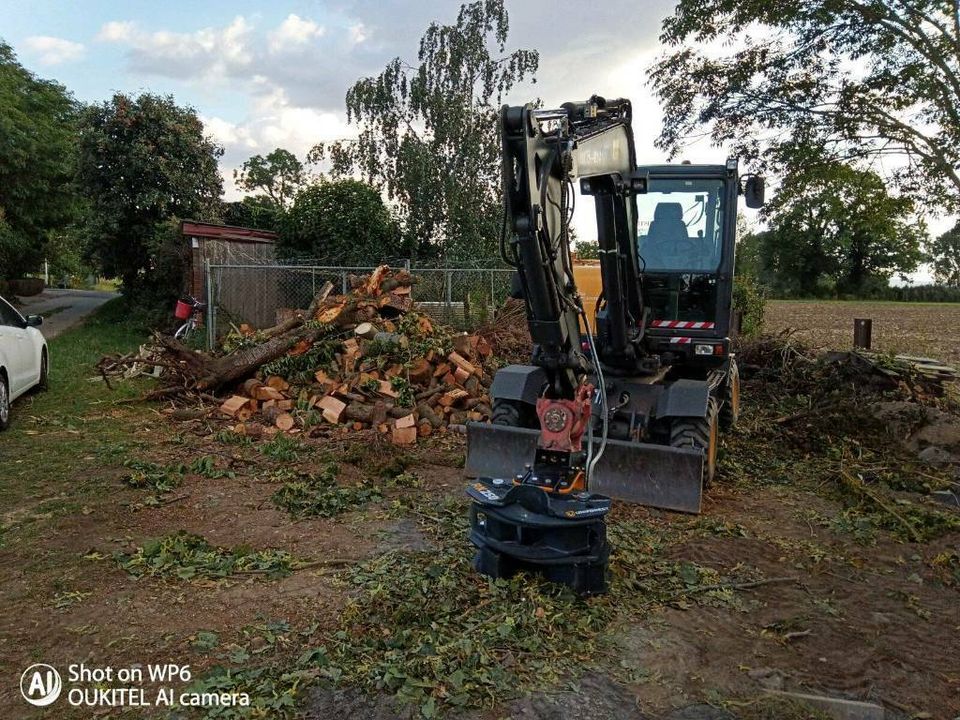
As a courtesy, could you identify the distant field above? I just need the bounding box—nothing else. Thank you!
[764,300,960,364]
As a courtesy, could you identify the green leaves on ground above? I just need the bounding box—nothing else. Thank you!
[115,532,294,580]
[271,463,381,518]
[121,459,185,493]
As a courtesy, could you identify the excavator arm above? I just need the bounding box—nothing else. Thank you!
[499,97,643,401]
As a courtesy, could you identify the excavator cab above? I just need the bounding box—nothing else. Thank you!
[634,162,742,364]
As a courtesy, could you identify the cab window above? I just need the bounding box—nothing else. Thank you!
[637,179,725,272]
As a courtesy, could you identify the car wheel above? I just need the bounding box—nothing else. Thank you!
[0,374,10,431]
[37,350,49,391]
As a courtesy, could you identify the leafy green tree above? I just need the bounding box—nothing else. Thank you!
[310,0,538,261]
[279,179,403,263]
[0,41,78,278]
[78,93,223,303]
[929,222,960,287]
[223,196,282,232]
[758,158,924,296]
[651,0,960,209]
[573,240,599,260]
[233,148,306,209]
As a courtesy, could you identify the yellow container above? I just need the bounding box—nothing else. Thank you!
[572,260,603,314]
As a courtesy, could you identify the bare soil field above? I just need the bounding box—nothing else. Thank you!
[1,302,958,720]
[766,300,960,365]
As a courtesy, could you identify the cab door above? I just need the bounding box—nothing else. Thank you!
[0,298,30,395]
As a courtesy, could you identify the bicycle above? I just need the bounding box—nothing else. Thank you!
[173,295,207,341]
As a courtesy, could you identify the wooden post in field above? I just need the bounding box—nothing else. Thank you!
[854,318,872,349]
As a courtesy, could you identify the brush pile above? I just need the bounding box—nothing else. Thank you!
[102,266,499,444]
[477,298,531,366]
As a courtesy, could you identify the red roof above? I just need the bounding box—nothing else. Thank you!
[180,220,277,244]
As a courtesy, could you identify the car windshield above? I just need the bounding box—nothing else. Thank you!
[637,178,725,272]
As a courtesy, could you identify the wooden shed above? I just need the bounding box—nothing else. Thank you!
[181,220,277,301]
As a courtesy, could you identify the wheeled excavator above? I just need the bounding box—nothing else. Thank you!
[465,96,765,594]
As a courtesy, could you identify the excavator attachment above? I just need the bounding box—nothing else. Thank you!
[465,423,704,514]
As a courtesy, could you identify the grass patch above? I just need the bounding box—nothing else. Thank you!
[114,532,295,581]
[0,298,152,510]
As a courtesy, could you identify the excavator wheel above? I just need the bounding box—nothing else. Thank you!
[491,398,522,426]
[670,399,719,487]
[718,358,740,430]
[491,398,536,428]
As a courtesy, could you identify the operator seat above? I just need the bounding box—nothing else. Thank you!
[641,202,689,268]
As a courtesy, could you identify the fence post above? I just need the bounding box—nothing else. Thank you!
[205,260,215,350]
[853,318,872,349]
[445,270,452,307]
[341,271,348,294]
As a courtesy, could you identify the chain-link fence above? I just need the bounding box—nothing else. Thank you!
[204,262,515,347]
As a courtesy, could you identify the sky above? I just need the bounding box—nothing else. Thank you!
[0,0,942,281]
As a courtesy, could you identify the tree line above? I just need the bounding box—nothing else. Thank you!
[0,0,537,315]
[651,0,960,297]
[2,0,959,318]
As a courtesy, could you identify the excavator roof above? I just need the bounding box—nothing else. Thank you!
[635,162,734,177]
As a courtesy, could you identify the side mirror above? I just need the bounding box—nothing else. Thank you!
[25,315,43,328]
[744,175,765,209]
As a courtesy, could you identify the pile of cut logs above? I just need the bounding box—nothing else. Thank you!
[215,266,497,444]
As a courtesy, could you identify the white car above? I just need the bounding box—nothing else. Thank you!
[0,295,48,430]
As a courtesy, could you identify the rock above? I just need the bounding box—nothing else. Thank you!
[506,673,649,720]
[917,446,956,466]
[931,488,960,507]
[872,400,960,468]
[747,667,786,690]
[765,690,885,720]
[667,705,736,720]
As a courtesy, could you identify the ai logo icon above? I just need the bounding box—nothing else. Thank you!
[20,664,62,707]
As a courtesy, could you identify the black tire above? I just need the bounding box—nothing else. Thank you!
[36,349,49,392]
[491,398,523,427]
[718,358,740,430]
[670,399,719,487]
[0,373,10,432]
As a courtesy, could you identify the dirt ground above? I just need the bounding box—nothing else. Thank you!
[765,300,960,365]
[1,306,958,719]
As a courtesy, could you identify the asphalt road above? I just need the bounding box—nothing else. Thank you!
[14,289,118,339]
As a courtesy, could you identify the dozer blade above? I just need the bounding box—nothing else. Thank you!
[465,423,704,514]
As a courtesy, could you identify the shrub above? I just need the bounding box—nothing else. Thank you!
[278,179,404,263]
[733,274,766,338]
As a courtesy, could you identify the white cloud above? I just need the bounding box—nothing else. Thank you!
[23,36,85,65]
[97,20,136,42]
[96,16,254,81]
[348,23,369,46]
[269,14,325,54]
[203,87,356,201]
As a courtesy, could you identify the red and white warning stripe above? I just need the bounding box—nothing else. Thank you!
[650,320,715,329]
[669,336,693,344]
